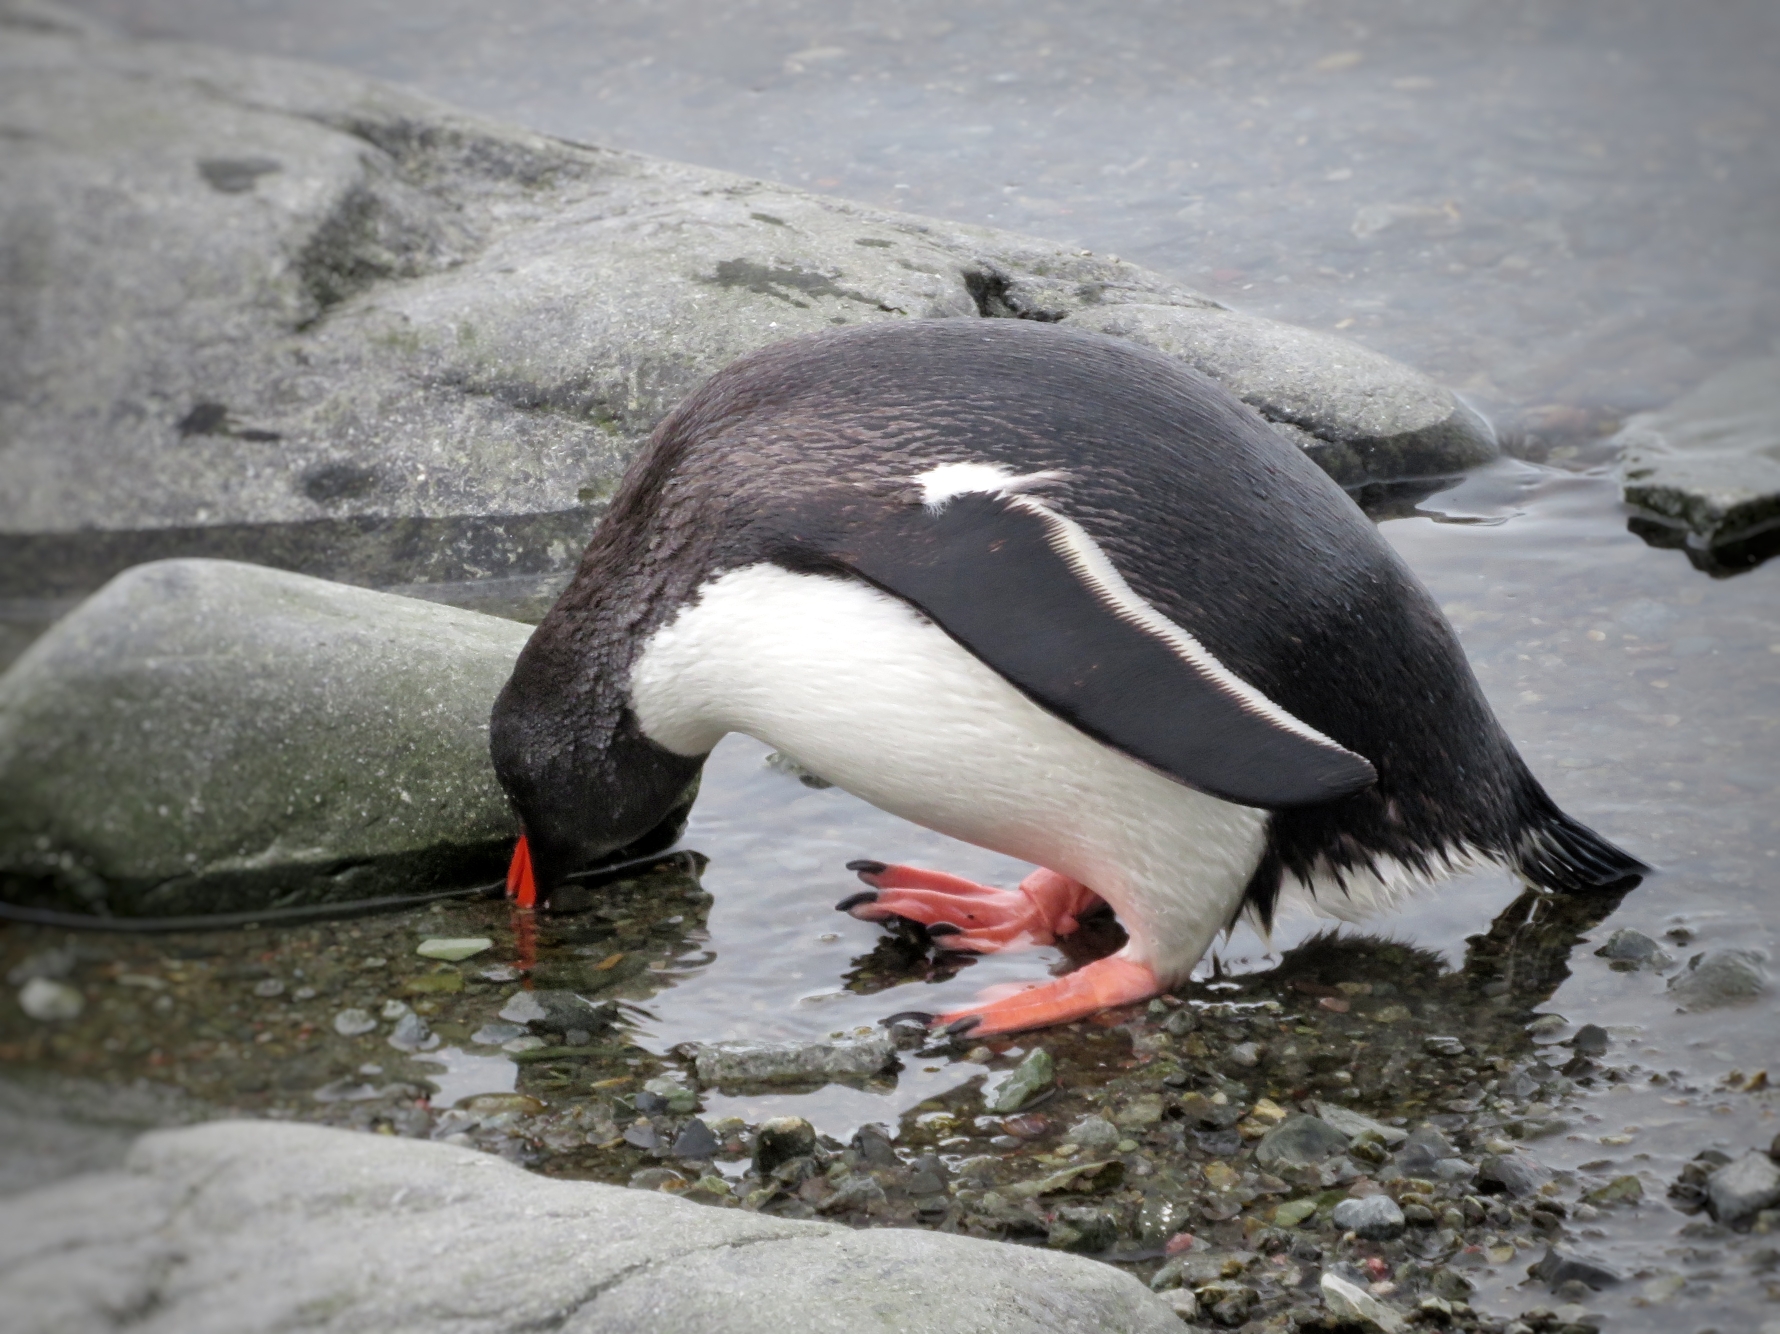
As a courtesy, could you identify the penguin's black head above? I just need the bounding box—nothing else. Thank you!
[489,629,703,907]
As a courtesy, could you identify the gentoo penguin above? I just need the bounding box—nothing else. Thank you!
[491,319,1644,1036]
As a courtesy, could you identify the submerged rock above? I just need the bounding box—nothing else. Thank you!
[2,10,1494,608]
[1616,358,1780,569]
[1394,1125,1459,1177]
[1529,1245,1622,1291]
[988,1048,1056,1114]
[693,1032,895,1085]
[1314,1101,1409,1147]
[1332,1194,1406,1240]
[1706,1150,1780,1225]
[1594,928,1674,970]
[0,560,527,915]
[1667,948,1771,1011]
[1255,1114,1350,1169]
[1478,1151,1553,1198]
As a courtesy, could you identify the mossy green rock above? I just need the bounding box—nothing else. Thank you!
[0,559,528,914]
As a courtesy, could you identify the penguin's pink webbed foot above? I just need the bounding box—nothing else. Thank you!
[937,955,1161,1037]
[839,862,1102,952]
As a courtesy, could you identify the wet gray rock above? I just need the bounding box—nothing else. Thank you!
[1332,1193,1407,1240]
[1667,948,1770,1010]
[386,1011,437,1053]
[2,8,1493,604]
[0,1119,1180,1333]
[1255,1114,1351,1169]
[1570,1024,1610,1056]
[1706,1150,1780,1225]
[1479,1151,1553,1199]
[1065,1116,1122,1155]
[988,1048,1055,1114]
[1616,358,1780,561]
[1314,1102,1409,1147]
[1320,1271,1407,1333]
[669,1117,720,1161]
[0,560,527,915]
[1529,1246,1622,1292]
[1594,928,1674,970]
[1394,1125,1459,1177]
[693,1032,895,1085]
[16,978,83,1021]
[497,989,618,1035]
[752,1116,819,1177]
[331,1008,376,1038]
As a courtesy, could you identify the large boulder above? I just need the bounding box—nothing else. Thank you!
[0,3,1495,604]
[0,559,528,915]
[1616,357,1780,573]
[0,1119,1182,1334]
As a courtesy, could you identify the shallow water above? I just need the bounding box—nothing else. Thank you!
[18,2,1780,1327]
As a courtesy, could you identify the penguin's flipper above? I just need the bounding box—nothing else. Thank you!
[936,952,1161,1037]
[833,490,1376,810]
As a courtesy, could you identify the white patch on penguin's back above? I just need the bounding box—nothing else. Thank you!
[915,461,1070,509]
[627,561,1270,983]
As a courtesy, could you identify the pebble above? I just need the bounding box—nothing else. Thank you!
[496,991,548,1025]
[694,1031,895,1084]
[753,1116,818,1175]
[469,1022,526,1046]
[311,1079,381,1103]
[1480,1151,1553,1198]
[415,937,492,962]
[1706,1150,1780,1224]
[380,999,411,1020]
[1525,1014,1568,1039]
[1320,1271,1406,1333]
[501,1035,546,1053]
[1595,928,1674,969]
[17,977,84,1021]
[1333,1193,1407,1240]
[1667,948,1771,1010]
[1064,1116,1121,1154]
[670,1117,721,1160]
[1570,1023,1610,1056]
[1529,1245,1622,1291]
[386,1011,438,1053]
[332,1008,377,1037]
[987,1047,1055,1114]
[642,1075,698,1114]
[1256,1114,1350,1169]
[1314,1101,1409,1147]
[478,964,521,982]
[1227,1041,1261,1067]
[1395,1125,1458,1176]
[252,978,285,998]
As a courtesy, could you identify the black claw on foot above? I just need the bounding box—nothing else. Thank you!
[944,1015,983,1037]
[846,859,888,876]
[882,1010,935,1027]
[834,890,880,913]
[926,922,963,937]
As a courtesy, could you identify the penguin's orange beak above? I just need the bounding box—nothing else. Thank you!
[505,832,537,908]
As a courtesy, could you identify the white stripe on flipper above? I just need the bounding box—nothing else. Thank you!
[909,462,1355,758]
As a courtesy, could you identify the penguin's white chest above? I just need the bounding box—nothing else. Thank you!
[627,562,1267,978]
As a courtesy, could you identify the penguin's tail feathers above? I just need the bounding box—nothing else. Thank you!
[1513,802,1649,895]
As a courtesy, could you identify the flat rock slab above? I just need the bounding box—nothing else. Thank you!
[0,1119,1181,1334]
[0,558,528,914]
[1,4,1493,600]
[1616,357,1780,569]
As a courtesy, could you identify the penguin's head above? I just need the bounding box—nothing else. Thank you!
[489,628,703,908]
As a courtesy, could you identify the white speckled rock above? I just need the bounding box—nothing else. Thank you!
[0,1119,1181,1334]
